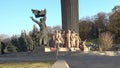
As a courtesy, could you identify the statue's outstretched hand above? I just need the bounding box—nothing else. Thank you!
[30,16,33,19]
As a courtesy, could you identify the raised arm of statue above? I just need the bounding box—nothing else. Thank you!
[44,9,46,14]
[43,16,46,21]
[30,17,39,24]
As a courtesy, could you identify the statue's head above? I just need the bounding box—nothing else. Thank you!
[62,30,65,34]
[75,33,77,35]
[55,30,58,33]
[40,18,42,21]
[58,31,61,33]
[68,30,71,33]
[40,18,43,22]
[72,31,75,33]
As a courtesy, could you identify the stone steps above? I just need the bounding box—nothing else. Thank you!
[45,47,81,52]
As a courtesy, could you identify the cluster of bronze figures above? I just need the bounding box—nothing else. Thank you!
[30,9,88,51]
[50,30,88,51]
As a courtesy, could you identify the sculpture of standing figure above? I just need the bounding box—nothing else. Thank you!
[66,30,71,48]
[82,40,89,51]
[75,33,81,48]
[61,30,65,47]
[30,9,48,46]
[53,30,59,47]
[70,31,76,48]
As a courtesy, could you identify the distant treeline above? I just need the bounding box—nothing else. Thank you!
[79,6,120,44]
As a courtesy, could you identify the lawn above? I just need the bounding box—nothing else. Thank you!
[0,61,55,68]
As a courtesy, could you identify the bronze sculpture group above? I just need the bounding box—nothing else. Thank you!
[51,30,88,51]
[52,30,80,48]
[30,9,88,51]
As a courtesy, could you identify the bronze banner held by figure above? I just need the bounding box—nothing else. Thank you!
[31,9,46,18]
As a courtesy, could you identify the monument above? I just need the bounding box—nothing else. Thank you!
[61,0,79,34]
[30,1,87,52]
[46,0,84,52]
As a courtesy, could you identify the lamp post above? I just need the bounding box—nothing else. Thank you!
[98,28,102,51]
[56,43,60,59]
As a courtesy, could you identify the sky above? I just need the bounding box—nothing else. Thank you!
[0,0,120,36]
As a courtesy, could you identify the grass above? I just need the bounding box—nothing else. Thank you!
[0,61,55,68]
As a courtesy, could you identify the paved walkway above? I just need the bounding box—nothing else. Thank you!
[51,60,70,68]
[59,55,120,68]
[1,52,120,68]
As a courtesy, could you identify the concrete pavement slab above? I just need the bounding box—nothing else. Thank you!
[51,60,70,68]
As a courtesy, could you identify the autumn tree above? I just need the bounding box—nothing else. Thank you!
[79,18,92,39]
[52,25,62,32]
[99,32,113,51]
[107,6,120,43]
[94,12,108,33]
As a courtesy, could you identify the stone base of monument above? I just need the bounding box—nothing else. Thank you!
[45,47,51,52]
[75,48,81,51]
[70,48,80,52]
[59,48,69,52]
[70,48,76,52]
[50,47,57,52]
[45,47,69,52]
[45,47,80,52]
[45,47,56,52]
